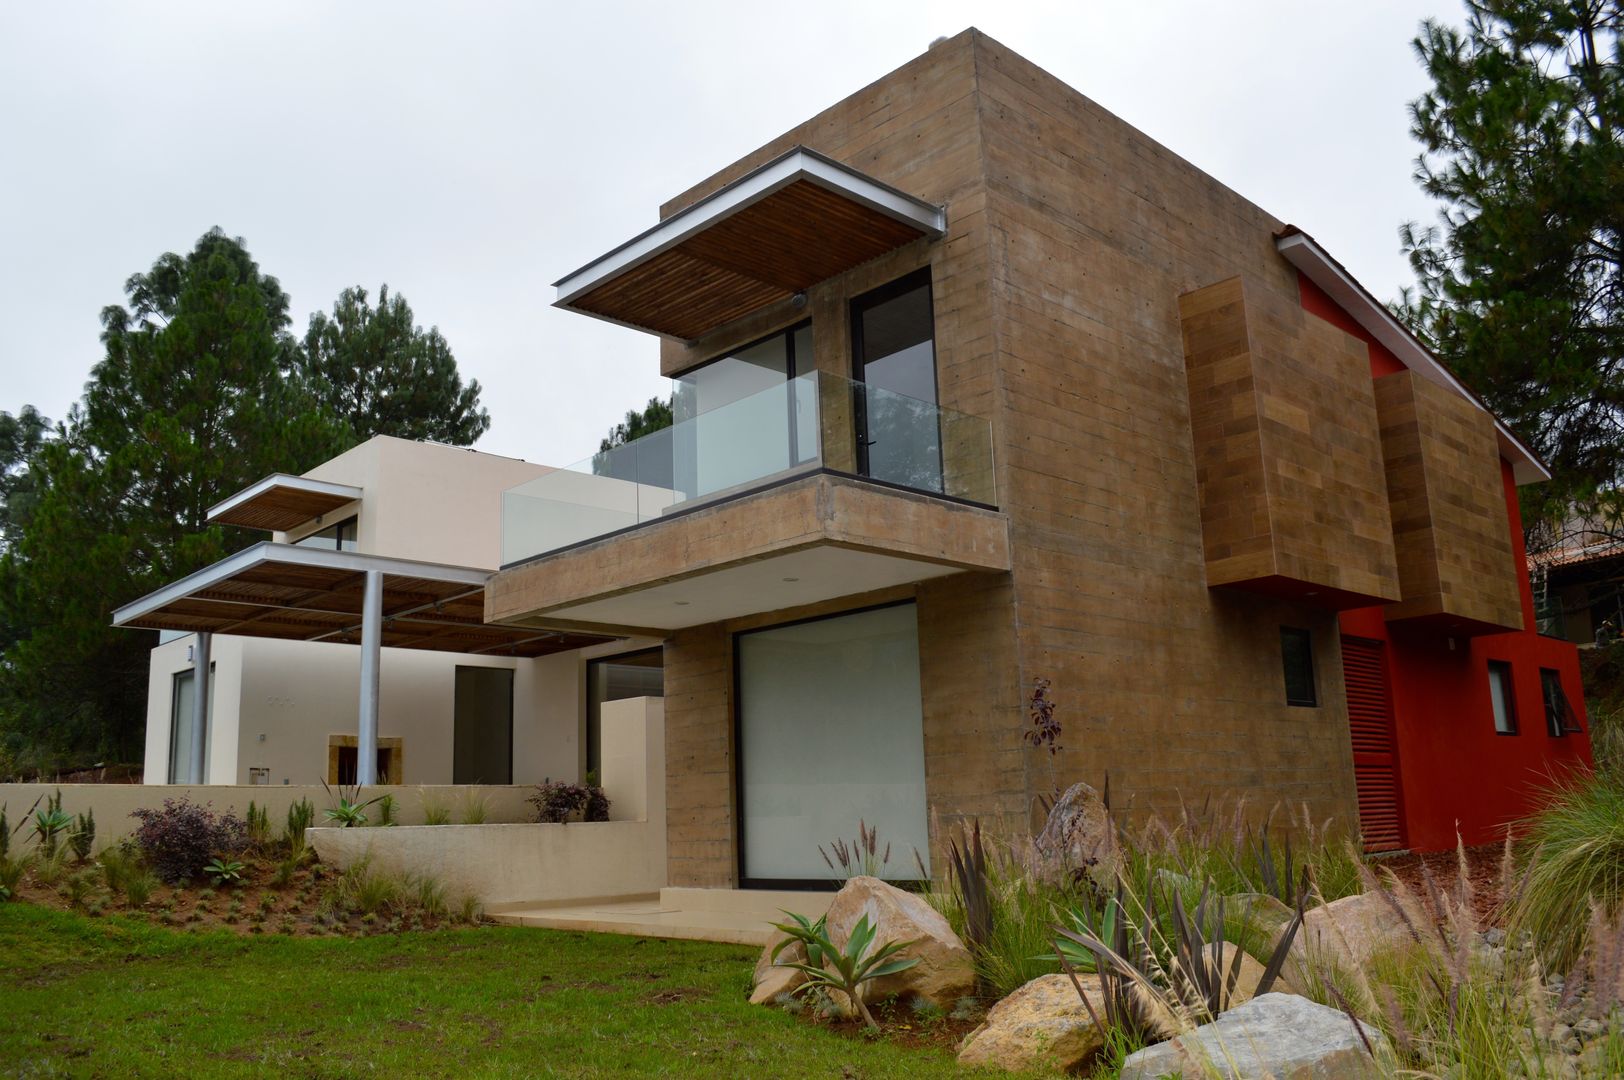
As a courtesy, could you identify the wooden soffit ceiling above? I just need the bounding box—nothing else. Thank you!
[112,543,613,658]
[554,147,946,342]
[207,474,363,531]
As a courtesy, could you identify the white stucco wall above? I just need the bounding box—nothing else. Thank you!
[276,435,552,570]
[144,634,657,787]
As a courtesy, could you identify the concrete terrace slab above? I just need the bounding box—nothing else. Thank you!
[487,888,837,946]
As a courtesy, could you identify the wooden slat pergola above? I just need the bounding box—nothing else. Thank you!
[113,543,614,784]
[553,146,946,341]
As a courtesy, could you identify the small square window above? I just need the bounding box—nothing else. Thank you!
[1488,660,1517,735]
[1540,668,1579,737]
[1281,627,1317,707]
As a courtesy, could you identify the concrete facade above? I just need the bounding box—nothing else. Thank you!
[488,30,1590,887]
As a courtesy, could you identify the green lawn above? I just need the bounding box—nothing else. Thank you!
[0,904,1006,1079]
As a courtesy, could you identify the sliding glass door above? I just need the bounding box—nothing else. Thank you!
[851,270,943,493]
[736,603,929,886]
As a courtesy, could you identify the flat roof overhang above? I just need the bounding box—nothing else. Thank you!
[1275,227,1550,486]
[553,147,947,342]
[486,473,1010,634]
[207,474,363,531]
[113,542,613,657]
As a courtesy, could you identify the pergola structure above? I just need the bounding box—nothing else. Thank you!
[113,543,613,784]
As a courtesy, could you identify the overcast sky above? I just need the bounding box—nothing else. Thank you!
[0,1,1453,467]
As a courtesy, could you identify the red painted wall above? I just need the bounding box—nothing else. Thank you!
[1298,273,1594,850]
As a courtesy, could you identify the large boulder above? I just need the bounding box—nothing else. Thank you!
[1280,890,1427,1001]
[957,973,1106,1073]
[823,875,975,1008]
[1033,782,1119,889]
[1119,992,1390,1080]
[749,928,807,1005]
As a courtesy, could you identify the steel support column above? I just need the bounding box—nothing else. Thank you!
[188,631,212,784]
[357,569,383,786]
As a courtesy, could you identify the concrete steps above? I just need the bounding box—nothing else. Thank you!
[487,887,836,946]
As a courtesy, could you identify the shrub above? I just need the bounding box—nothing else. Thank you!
[0,854,26,899]
[459,789,491,825]
[129,798,248,884]
[63,870,96,910]
[376,794,397,827]
[527,781,609,824]
[98,841,141,895]
[69,808,95,862]
[244,801,272,848]
[419,790,452,826]
[124,869,157,909]
[1511,768,1624,971]
[32,791,72,858]
[284,798,315,853]
[206,858,246,886]
[771,911,921,1030]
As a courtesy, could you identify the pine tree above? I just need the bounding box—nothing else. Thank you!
[1401,1,1624,549]
[296,285,490,446]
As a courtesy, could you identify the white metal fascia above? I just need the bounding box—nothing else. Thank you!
[1276,231,1550,485]
[205,473,365,524]
[552,146,947,307]
[111,542,491,627]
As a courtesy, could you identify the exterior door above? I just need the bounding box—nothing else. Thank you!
[851,271,943,492]
[453,667,514,784]
[1341,637,1407,853]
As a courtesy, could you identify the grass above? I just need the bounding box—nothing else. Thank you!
[0,904,984,1078]
[1510,768,1624,971]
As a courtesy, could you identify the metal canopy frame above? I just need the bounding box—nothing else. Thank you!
[206,473,364,530]
[114,543,614,786]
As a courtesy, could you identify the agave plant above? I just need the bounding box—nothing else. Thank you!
[33,791,73,858]
[1054,874,1306,1038]
[321,782,386,828]
[772,911,921,1029]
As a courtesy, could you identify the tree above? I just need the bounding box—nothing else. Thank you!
[1400,1,1624,551]
[296,285,490,446]
[0,406,50,550]
[0,228,343,765]
[598,396,674,455]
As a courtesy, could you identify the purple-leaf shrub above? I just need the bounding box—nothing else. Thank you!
[129,798,249,883]
[527,781,611,824]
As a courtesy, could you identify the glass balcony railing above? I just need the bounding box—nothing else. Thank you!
[501,371,996,566]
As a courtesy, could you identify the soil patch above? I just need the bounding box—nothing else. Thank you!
[1376,842,1507,924]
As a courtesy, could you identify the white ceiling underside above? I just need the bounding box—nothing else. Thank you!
[537,545,966,631]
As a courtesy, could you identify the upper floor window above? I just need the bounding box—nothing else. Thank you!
[297,515,357,551]
[1488,660,1517,734]
[1280,627,1317,707]
[1540,668,1578,737]
[851,270,940,491]
[668,322,814,499]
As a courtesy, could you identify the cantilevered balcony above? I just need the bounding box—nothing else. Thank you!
[488,372,1007,633]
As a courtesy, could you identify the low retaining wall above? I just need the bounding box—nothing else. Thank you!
[0,784,538,847]
[307,820,665,907]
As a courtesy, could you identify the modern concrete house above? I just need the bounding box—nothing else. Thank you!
[119,31,1593,901]
[132,436,662,788]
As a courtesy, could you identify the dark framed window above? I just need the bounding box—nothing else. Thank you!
[1540,668,1580,737]
[1488,660,1518,734]
[296,515,357,551]
[1280,627,1317,707]
[850,269,942,493]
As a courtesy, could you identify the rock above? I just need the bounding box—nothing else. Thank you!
[1483,927,1506,947]
[750,929,807,1005]
[1118,992,1391,1080]
[824,875,975,1008]
[957,973,1106,1073]
[1229,891,1294,932]
[1033,782,1120,889]
[1279,890,1426,1000]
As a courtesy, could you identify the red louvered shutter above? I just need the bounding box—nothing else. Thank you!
[1341,637,1407,853]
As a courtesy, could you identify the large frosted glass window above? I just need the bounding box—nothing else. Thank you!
[737,603,929,884]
